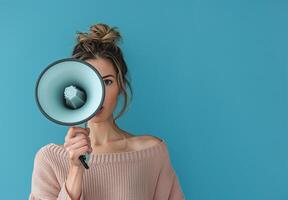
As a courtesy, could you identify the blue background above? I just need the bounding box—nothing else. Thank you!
[0,0,287,199]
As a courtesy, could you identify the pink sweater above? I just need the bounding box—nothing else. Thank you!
[29,139,185,200]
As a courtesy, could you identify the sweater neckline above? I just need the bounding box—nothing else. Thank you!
[49,139,167,164]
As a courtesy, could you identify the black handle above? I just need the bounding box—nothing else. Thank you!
[77,122,89,169]
[79,155,89,169]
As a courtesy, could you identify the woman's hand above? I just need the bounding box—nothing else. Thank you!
[64,126,92,168]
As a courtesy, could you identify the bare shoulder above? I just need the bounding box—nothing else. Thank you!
[130,134,163,150]
[139,134,163,145]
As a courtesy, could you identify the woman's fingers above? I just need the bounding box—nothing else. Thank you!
[66,138,92,153]
[65,126,89,142]
[69,146,91,160]
[64,126,91,168]
[64,133,90,148]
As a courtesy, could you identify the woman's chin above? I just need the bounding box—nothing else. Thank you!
[89,112,114,123]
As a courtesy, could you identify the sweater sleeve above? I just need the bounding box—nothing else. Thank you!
[153,148,185,200]
[28,145,84,200]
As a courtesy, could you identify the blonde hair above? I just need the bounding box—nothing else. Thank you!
[71,23,133,121]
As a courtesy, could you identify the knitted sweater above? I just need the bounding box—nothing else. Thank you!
[29,139,185,200]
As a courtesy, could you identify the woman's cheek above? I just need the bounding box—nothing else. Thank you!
[105,92,118,110]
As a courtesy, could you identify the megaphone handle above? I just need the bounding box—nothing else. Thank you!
[76,121,89,170]
[79,155,89,169]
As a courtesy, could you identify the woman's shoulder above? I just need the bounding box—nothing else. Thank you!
[131,134,163,150]
[35,143,54,155]
[34,143,66,162]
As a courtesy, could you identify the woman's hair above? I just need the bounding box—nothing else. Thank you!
[71,23,133,121]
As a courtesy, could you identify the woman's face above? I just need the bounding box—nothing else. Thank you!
[85,58,120,122]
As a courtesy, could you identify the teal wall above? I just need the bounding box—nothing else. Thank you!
[0,0,287,199]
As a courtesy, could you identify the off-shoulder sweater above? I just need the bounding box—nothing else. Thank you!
[28,139,185,200]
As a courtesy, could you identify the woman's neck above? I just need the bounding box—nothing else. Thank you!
[87,115,125,146]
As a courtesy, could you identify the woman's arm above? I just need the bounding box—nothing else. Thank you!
[153,147,185,200]
[28,145,85,200]
[65,163,85,200]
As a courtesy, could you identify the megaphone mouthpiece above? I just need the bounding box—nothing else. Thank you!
[64,85,86,109]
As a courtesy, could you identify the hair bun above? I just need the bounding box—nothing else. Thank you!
[77,23,121,45]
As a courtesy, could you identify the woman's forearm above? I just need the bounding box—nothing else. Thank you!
[65,164,84,200]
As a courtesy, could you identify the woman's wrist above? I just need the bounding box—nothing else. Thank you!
[66,163,84,200]
[69,160,85,171]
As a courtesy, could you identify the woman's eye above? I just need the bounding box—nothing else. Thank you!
[104,79,113,86]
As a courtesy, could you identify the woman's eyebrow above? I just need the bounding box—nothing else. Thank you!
[102,74,115,79]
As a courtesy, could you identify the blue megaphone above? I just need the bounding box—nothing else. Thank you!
[35,58,105,169]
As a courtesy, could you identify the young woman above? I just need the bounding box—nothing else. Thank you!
[29,23,185,200]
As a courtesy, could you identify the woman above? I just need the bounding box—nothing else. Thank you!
[29,23,185,200]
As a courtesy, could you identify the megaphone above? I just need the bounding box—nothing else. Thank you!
[35,58,105,169]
